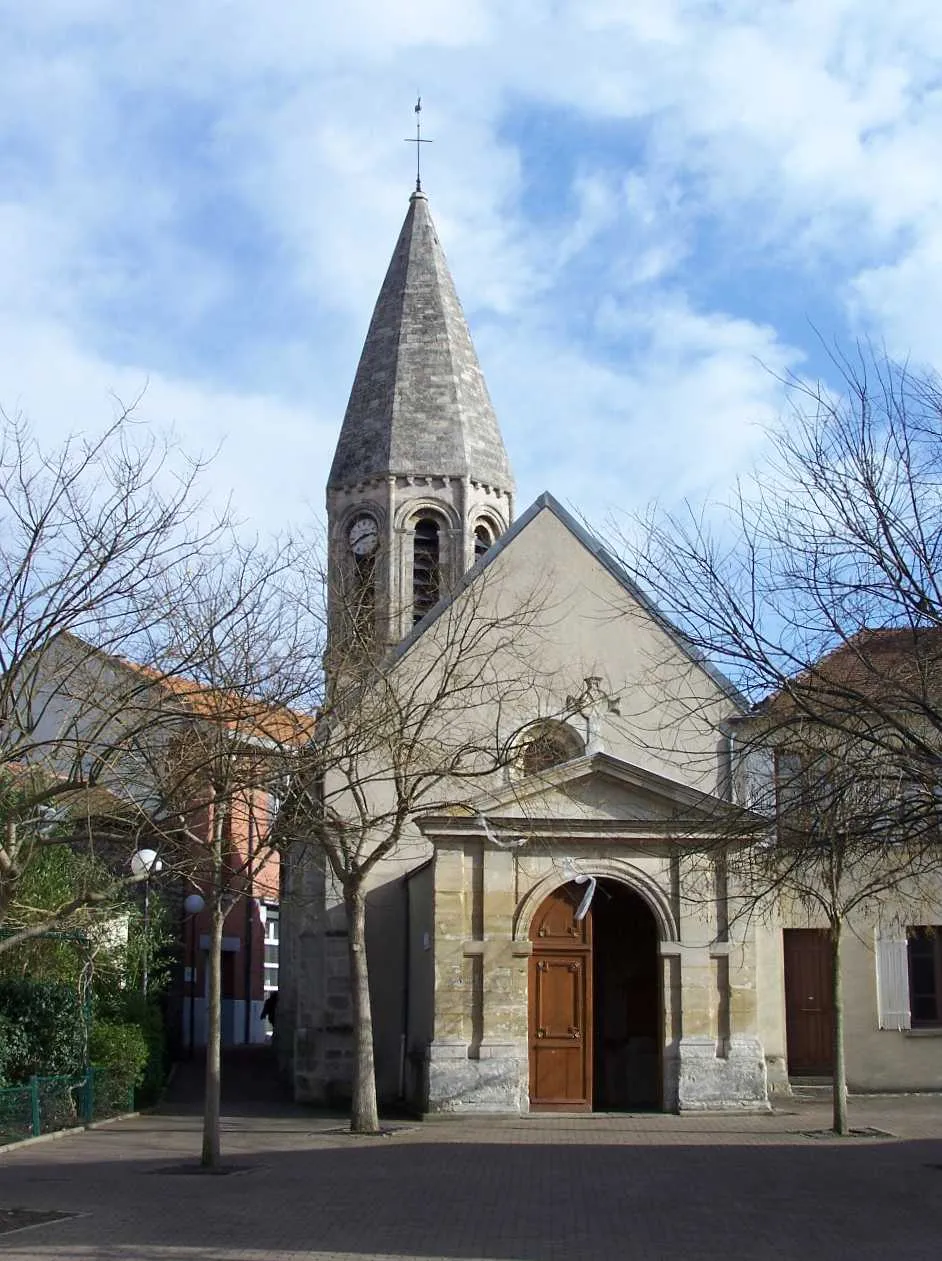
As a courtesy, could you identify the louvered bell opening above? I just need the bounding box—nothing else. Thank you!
[413,517,441,624]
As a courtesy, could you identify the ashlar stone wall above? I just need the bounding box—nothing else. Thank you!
[422,831,769,1115]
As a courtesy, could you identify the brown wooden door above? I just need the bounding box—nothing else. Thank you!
[783,928,834,1075]
[529,884,593,1111]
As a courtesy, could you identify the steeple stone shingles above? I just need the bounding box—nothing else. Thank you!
[328,191,514,494]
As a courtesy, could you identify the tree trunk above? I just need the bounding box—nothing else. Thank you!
[830,919,848,1136]
[345,882,380,1134]
[201,892,224,1167]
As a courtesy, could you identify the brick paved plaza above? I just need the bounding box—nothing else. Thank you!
[1,1089,941,1260]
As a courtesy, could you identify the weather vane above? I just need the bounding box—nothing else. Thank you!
[404,96,433,193]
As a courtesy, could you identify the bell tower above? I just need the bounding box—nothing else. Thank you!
[326,187,515,664]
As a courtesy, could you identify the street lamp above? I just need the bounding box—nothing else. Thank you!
[131,848,163,998]
[183,892,205,1058]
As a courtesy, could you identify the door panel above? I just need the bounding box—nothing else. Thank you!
[529,885,592,1112]
[783,928,834,1075]
[533,955,586,1037]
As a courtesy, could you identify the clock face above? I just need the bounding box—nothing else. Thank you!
[348,515,379,557]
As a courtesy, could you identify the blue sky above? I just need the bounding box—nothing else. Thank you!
[1,0,941,537]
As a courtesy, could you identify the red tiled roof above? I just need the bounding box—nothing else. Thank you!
[758,627,942,718]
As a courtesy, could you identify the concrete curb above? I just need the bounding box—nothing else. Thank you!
[0,1110,141,1157]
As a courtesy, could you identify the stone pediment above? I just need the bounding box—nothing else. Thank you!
[418,752,737,844]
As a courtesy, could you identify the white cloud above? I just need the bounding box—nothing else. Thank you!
[849,230,942,366]
[0,0,938,541]
[0,315,334,533]
[480,297,798,525]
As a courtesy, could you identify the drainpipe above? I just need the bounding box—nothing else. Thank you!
[399,870,411,1100]
[243,802,255,1045]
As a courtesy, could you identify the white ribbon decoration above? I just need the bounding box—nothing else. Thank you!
[561,859,597,921]
[573,873,597,921]
[477,814,527,849]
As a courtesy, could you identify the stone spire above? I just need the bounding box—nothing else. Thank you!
[326,189,515,652]
[328,190,514,496]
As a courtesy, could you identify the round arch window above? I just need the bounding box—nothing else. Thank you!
[473,518,499,561]
[517,721,585,777]
[412,515,443,624]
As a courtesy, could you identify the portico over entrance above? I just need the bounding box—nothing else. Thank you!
[413,754,771,1116]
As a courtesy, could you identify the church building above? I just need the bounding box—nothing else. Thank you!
[278,182,942,1114]
[278,182,777,1115]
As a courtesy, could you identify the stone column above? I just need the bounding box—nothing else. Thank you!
[723,933,769,1105]
[659,945,683,1110]
[431,846,471,1043]
[427,845,474,1111]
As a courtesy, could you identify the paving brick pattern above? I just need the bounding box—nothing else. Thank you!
[0,1093,940,1260]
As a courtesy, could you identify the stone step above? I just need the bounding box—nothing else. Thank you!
[789,1078,833,1097]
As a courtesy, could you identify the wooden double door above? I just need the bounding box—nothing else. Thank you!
[528,880,661,1112]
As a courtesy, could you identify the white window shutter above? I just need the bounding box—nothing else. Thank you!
[775,751,804,816]
[874,934,911,1030]
[732,744,775,812]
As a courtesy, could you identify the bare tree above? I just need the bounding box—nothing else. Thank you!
[281,566,585,1134]
[0,409,227,949]
[138,538,322,1168]
[0,409,328,1165]
[624,347,942,756]
[717,704,939,1133]
[613,346,942,1133]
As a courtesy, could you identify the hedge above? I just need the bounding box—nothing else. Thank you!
[0,980,85,1083]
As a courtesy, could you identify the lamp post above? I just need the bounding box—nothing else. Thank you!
[131,848,163,998]
[183,893,206,1058]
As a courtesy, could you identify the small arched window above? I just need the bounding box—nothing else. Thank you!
[352,551,376,641]
[413,516,441,624]
[474,521,496,561]
[346,513,379,645]
[518,721,585,777]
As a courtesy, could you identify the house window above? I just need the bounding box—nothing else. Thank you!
[908,927,942,1026]
[773,749,808,831]
[263,904,280,996]
[413,517,441,624]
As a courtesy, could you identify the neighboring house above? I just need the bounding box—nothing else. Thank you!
[3,633,306,1049]
[730,630,942,1094]
[177,779,282,1051]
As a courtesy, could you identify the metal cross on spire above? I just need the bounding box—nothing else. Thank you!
[404,95,433,193]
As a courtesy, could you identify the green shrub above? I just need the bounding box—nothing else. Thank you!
[88,1020,148,1092]
[0,1013,30,1086]
[0,980,85,1081]
[95,991,167,1105]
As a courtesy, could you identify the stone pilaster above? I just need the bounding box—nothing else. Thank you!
[426,844,527,1113]
[671,941,769,1112]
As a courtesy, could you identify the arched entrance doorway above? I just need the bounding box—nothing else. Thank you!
[528,878,661,1112]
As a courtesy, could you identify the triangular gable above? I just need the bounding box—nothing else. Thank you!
[417,751,745,842]
[387,491,745,710]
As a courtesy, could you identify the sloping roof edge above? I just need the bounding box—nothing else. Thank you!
[385,491,746,710]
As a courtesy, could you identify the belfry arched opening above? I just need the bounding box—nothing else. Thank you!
[528,878,661,1112]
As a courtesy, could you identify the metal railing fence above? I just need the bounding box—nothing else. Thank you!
[0,1068,134,1146]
